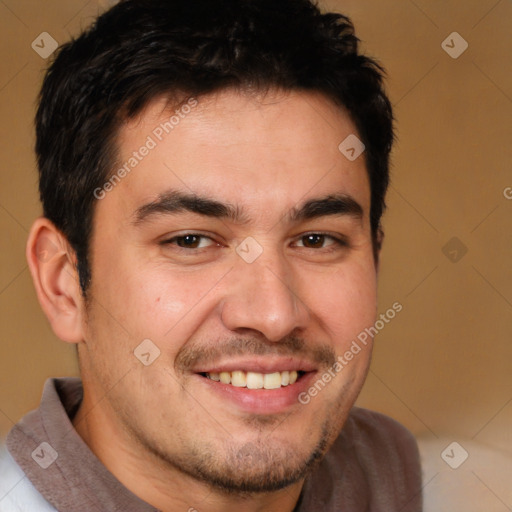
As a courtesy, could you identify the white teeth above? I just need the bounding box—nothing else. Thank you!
[231,371,247,387]
[219,372,231,384]
[205,370,302,389]
[246,372,264,389]
[263,372,281,390]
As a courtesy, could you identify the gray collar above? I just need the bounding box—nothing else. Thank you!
[7,378,158,512]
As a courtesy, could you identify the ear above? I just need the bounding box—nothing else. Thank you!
[26,218,85,343]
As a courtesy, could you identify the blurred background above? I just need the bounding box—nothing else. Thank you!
[0,0,510,509]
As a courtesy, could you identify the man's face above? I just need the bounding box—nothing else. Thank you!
[80,90,378,492]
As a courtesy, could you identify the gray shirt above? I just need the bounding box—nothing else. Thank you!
[2,378,422,511]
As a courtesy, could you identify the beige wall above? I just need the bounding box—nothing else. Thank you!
[1,0,510,507]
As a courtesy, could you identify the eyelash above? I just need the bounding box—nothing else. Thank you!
[293,232,349,250]
[160,233,219,250]
[160,232,349,251]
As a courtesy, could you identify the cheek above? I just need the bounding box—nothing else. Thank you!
[94,255,230,343]
[306,259,377,347]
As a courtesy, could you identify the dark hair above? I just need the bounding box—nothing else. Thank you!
[36,0,393,294]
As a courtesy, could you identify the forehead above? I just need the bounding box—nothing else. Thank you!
[101,89,370,222]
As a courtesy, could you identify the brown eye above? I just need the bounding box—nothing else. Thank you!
[176,235,202,248]
[301,234,326,248]
[294,233,347,251]
[163,234,216,249]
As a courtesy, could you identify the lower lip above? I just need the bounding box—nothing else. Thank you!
[196,372,318,415]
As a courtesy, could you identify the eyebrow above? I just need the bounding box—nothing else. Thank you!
[288,194,363,223]
[132,190,363,226]
[133,190,248,225]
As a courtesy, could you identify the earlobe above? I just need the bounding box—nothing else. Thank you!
[26,218,85,344]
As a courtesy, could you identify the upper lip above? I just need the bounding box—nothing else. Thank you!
[193,356,318,375]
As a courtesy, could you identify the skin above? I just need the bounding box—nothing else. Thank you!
[27,89,379,512]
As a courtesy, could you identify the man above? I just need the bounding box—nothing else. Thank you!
[0,0,422,510]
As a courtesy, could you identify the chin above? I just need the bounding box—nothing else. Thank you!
[191,436,329,495]
[143,424,332,496]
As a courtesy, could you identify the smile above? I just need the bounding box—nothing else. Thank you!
[203,370,304,389]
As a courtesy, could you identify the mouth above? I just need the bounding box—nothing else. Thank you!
[200,370,306,389]
[194,361,317,414]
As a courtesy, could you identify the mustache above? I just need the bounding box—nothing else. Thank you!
[175,335,336,372]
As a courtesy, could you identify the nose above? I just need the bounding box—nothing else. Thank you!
[220,252,310,342]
